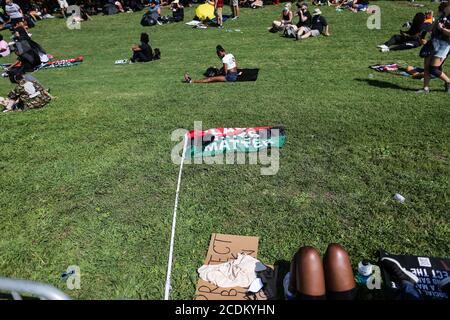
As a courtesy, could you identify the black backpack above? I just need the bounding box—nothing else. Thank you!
[153,48,161,60]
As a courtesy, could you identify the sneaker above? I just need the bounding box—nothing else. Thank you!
[380,46,390,53]
[445,82,450,93]
[184,72,192,83]
[218,25,224,29]
[376,44,387,49]
[156,20,162,25]
[416,87,430,94]
[231,16,239,20]
[381,257,419,284]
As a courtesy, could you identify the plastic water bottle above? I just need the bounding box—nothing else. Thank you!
[355,260,373,286]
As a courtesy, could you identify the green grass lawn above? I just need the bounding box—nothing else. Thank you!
[0,1,449,300]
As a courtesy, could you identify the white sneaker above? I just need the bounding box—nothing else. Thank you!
[376,44,386,49]
[381,47,390,53]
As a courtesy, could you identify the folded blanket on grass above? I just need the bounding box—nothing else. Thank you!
[37,56,84,70]
[203,67,259,81]
[236,68,259,82]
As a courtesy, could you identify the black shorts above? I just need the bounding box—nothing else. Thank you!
[10,17,24,26]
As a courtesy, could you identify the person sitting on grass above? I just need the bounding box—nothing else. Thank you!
[184,45,238,83]
[286,244,358,300]
[269,3,293,33]
[377,12,431,53]
[1,73,51,113]
[5,0,24,28]
[285,2,311,38]
[149,0,162,25]
[349,0,369,12]
[296,8,329,40]
[170,0,184,22]
[240,0,263,9]
[0,34,11,58]
[131,32,153,63]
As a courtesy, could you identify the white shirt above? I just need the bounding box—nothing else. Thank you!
[6,3,23,19]
[222,53,236,70]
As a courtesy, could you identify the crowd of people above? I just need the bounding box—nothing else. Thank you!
[0,0,449,107]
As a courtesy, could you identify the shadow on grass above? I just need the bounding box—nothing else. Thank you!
[354,78,418,92]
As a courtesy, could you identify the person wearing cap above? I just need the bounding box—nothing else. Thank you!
[183,45,239,83]
[171,0,184,22]
[269,2,293,33]
[297,8,329,40]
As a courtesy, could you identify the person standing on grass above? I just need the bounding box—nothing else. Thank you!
[183,45,238,83]
[418,1,450,94]
[215,0,224,28]
[231,0,239,20]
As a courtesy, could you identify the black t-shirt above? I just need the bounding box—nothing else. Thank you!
[139,42,153,61]
[311,15,327,33]
[296,10,311,28]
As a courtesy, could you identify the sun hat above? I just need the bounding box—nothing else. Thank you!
[312,8,322,16]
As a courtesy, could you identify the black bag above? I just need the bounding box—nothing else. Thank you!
[204,67,220,77]
[153,48,161,60]
[419,40,435,58]
[141,14,157,26]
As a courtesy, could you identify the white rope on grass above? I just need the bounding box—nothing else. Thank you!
[164,133,188,300]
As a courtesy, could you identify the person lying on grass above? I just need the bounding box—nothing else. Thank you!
[131,32,153,63]
[296,8,330,40]
[184,45,238,83]
[377,12,431,53]
[269,3,293,33]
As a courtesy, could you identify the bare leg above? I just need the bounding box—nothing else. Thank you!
[289,246,326,298]
[323,243,356,298]
[192,75,227,83]
[430,57,450,83]
[300,31,312,40]
[272,20,282,29]
[423,56,432,89]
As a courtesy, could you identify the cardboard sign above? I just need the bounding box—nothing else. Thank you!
[194,233,277,300]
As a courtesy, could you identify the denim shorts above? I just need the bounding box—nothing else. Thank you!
[432,38,450,59]
[226,72,238,82]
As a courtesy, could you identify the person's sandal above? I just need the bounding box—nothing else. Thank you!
[184,73,192,83]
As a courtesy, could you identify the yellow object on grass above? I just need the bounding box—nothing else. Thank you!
[195,3,215,21]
